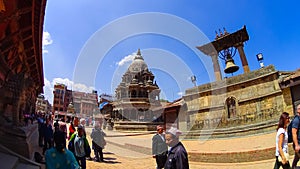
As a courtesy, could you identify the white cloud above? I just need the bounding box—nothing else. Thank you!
[177,92,184,96]
[42,31,53,54]
[43,77,96,105]
[43,31,53,45]
[43,77,53,104]
[116,53,135,66]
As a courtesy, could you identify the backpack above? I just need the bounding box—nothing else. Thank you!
[68,133,76,153]
[68,133,91,157]
[288,115,300,143]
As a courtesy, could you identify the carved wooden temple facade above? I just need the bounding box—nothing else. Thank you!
[0,0,46,158]
[113,49,161,122]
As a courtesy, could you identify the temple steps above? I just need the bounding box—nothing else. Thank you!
[184,119,277,139]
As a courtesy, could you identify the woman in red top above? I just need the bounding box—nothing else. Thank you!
[68,121,76,140]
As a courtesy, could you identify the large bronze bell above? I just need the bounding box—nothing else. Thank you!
[224,54,239,74]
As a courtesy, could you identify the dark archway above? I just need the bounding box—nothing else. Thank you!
[226,97,237,119]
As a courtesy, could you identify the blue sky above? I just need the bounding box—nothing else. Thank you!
[42,0,300,104]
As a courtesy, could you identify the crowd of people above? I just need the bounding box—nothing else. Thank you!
[35,114,107,169]
[274,104,300,169]
[32,106,298,169]
[35,104,300,169]
[36,112,189,169]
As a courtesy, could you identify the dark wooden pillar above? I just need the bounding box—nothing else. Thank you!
[211,53,222,81]
[236,44,250,73]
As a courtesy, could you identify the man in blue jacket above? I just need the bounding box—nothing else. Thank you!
[164,127,189,169]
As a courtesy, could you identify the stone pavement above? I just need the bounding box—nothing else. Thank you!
[84,127,293,168]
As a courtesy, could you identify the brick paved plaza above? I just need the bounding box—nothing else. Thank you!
[83,127,281,169]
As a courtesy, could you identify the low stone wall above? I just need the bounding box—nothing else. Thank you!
[184,120,277,139]
[113,121,164,131]
[188,147,275,163]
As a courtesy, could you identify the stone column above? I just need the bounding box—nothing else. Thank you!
[135,109,138,121]
[10,73,25,126]
[236,44,250,73]
[121,109,124,120]
[211,53,222,81]
[178,109,188,132]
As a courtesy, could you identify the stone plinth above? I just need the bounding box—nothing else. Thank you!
[183,65,292,132]
[0,123,38,159]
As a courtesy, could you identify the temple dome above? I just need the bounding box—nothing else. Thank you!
[128,49,148,73]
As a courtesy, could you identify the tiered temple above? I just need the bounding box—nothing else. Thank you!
[113,49,161,123]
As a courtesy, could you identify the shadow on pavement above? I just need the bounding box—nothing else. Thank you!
[104,157,117,161]
[103,160,121,164]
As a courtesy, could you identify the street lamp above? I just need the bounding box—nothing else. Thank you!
[191,75,197,87]
[256,53,264,68]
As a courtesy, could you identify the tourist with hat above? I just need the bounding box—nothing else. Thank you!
[164,127,189,169]
[152,125,168,169]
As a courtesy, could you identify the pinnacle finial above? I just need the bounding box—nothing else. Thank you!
[137,49,141,55]
[223,27,229,35]
[215,30,220,39]
[219,28,223,36]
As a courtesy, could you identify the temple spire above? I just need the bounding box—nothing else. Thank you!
[137,48,141,55]
[134,49,144,60]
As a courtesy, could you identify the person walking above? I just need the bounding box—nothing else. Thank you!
[164,127,189,169]
[42,117,53,155]
[68,125,91,169]
[292,104,300,168]
[69,121,76,140]
[45,131,79,169]
[54,119,60,132]
[274,112,291,169]
[79,118,92,160]
[37,117,44,147]
[79,118,87,135]
[152,125,168,169]
[90,122,106,162]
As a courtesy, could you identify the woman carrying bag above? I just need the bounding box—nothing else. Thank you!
[274,112,291,169]
[90,122,106,162]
